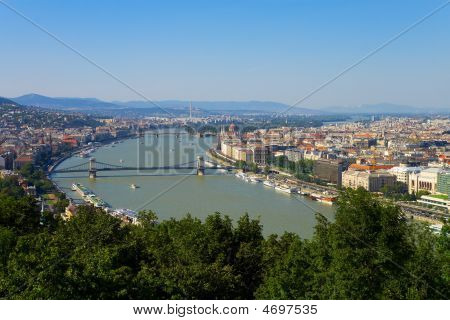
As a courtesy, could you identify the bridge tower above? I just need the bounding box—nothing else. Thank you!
[196,156,205,176]
[88,157,97,179]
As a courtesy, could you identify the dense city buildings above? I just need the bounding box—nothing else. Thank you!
[212,117,450,221]
[216,117,449,192]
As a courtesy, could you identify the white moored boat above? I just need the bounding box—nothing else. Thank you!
[235,172,248,180]
[275,184,297,194]
[263,180,276,188]
[250,177,262,183]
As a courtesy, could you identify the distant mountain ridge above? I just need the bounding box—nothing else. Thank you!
[8,94,449,115]
[13,93,124,110]
[0,97,21,107]
[11,94,321,114]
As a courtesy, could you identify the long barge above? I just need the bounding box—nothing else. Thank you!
[72,183,109,209]
[71,183,141,224]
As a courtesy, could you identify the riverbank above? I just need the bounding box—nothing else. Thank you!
[208,149,338,205]
[207,148,237,166]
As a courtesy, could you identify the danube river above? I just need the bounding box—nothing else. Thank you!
[50,131,334,237]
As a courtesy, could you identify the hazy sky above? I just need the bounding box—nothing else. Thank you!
[1,0,449,108]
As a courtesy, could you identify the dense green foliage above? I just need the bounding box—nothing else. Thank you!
[235,160,258,173]
[0,177,25,198]
[379,182,431,201]
[0,184,448,299]
[19,164,54,194]
[380,182,412,200]
[271,155,314,175]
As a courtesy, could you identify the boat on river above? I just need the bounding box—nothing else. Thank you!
[263,180,276,188]
[312,192,337,205]
[249,177,262,183]
[275,184,297,194]
[71,183,109,209]
[235,172,248,180]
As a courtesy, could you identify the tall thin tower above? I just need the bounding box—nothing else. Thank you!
[189,102,192,120]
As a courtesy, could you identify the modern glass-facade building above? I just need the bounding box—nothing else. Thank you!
[437,172,450,197]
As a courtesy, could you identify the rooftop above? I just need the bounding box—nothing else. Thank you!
[421,167,449,174]
[389,166,422,173]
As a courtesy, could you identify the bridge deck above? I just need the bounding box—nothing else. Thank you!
[53,166,232,173]
[51,157,234,174]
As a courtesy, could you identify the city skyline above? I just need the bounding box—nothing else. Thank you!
[1,0,449,108]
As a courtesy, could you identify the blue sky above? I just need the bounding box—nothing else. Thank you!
[1,0,449,108]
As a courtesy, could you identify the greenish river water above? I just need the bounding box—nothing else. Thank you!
[51,131,334,237]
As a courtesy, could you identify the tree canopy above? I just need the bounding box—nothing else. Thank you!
[0,185,448,299]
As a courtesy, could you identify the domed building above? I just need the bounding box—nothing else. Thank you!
[228,123,237,134]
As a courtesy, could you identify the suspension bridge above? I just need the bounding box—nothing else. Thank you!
[51,156,234,178]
